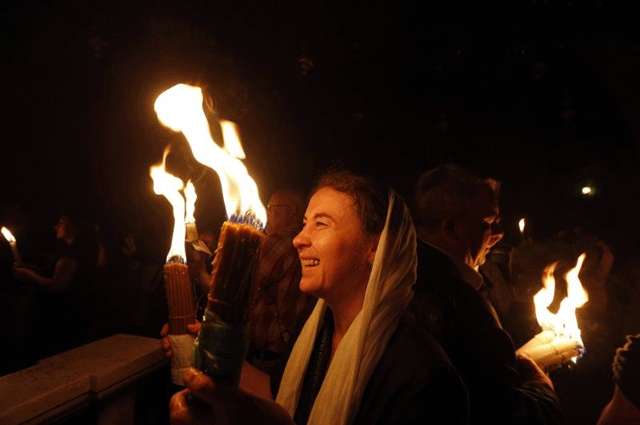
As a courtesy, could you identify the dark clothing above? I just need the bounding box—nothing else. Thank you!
[410,241,561,425]
[37,240,96,357]
[294,311,469,425]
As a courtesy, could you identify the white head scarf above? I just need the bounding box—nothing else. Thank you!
[276,190,417,425]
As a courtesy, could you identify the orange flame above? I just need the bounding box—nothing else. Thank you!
[185,180,197,225]
[150,147,187,262]
[153,84,266,226]
[1,226,16,244]
[533,253,589,361]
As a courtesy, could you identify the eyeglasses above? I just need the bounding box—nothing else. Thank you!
[267,204,291,212]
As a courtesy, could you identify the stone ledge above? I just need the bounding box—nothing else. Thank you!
[0,334,168,425]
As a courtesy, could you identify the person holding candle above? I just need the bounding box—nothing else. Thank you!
[169,170,469,425]
[13,214,97,357]
[411,164,561,425]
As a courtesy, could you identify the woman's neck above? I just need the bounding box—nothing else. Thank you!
[328,289,365,356]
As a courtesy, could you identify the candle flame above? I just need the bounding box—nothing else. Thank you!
[185,180,197,225]
[220,120,246,159]
[150,147,187,262]
[1,226,16,244]
[518,218,526,234]
[153,84,266,227]
[533,253,589,362]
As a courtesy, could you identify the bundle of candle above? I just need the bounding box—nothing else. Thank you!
[194,217,264,385]
[150,149,197,385]
[154,83,267,387]
[164,258,196,334]
[517,330,582,369]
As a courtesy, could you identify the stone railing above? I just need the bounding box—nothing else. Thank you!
[0,334,168,425]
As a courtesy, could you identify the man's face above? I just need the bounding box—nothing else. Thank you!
[456,186,503,269]
[54,217,71,240]
[266,193,296,235]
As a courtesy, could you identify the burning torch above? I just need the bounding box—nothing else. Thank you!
[150,148,197,386]
[155,84,265,387]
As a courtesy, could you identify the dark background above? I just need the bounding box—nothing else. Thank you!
[1,0,639,260]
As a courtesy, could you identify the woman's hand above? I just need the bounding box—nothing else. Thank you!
[170,368,294,425]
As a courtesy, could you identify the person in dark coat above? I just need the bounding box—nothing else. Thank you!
[13,214,97,357]
[410,164,562,425]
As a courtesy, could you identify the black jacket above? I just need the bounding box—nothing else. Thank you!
[410,241,561,425]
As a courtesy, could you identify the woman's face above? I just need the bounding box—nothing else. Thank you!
[293,187,377,303]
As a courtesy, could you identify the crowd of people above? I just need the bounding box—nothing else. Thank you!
[2,165,639,425]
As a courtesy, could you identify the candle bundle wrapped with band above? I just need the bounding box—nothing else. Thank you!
[195,217,264,386]
[164,258,196,334]
[517,330,582,369]
[151,150,197,385]
[154,83,268,388]
[518,254,589,369]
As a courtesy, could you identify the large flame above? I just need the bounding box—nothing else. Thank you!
[150,147,187,262]
[153,84,266,227]
[184,180,197,225]
[1,226,16,244]
[533,253,589,360]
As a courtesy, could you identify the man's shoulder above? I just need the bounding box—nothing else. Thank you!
[415,240,475,301]
[354,317,468,425]
[378,315,453,378]
[416,241,460,283]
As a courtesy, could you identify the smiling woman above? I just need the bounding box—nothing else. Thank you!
[170,170,469,425]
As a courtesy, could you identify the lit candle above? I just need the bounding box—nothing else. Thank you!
[518,217,527,244]
[150,148,197,385]
[184,180,198,243]
[154,84,267,387]
[1,226,21,264]
[517,254,589,369]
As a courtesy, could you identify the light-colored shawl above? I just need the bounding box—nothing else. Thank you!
[276,191,417,425]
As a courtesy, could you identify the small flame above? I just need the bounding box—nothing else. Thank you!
[533,253,589,361]
[220,120,246,159]
[581,186,593,195]
[150,147,187,262]
[184,180,197,225]
[533,262,558,331]
[1,226,16,244]
[154,84,266,227]
[518,218,526,234]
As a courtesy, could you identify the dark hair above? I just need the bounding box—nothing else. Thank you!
[312,170,388,235]
[414,163,500,231]
[613,334,640,409]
